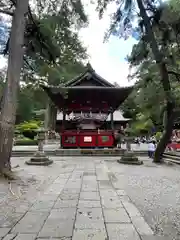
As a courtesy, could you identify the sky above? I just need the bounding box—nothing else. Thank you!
[0,0,137,87]
[79,0,137,87]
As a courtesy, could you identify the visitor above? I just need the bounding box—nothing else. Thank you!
[137,137,140,145]
[114,130,121,148]
[148,140,156,158]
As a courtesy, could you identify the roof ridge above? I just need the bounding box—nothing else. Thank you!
[65,63,114,87]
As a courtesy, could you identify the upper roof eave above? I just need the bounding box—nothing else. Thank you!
[65,63,114,87]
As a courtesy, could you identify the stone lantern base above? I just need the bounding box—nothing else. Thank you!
[26,151,53,166]
[117,151,143,165]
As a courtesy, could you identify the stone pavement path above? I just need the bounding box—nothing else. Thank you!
[0,158,156,240]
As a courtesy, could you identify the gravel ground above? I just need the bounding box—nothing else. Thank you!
[106,157,180,240]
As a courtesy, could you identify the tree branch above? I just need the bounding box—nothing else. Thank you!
[168,70,180,81]
[0,9,13,16]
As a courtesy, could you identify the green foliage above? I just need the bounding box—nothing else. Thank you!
[15,139,38,146]
[0,0,89,124]
[16,85,47,123]
[0,0,88,86]
[155,131,162,141]
[22,0,88,85]
[120,0,180,135]
[120,91,139,119]
[16,120,41,132]
[130,114,154,136]
[16,120,41,140]
[16,86,34,123]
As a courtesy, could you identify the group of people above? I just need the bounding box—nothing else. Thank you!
[170,130,180,143]
[113,127,157,159]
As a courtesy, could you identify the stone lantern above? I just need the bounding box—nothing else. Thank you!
[26,128,53,166]
[118,124,143,165]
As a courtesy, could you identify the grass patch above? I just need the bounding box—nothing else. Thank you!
[15,138,38,146]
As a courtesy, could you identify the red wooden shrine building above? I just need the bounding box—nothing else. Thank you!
[42,64,133,148]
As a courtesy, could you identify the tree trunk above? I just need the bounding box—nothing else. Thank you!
[44,100,50,143]
[137,0,175,162]
[44,99,57,139]
[0,0,29,175]
[44,100,50,130]
[154,101,175,161]
[49,102,57,131]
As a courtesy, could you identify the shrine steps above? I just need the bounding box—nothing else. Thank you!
[163,152,180,164]
[55,148,148,156]
[12,148,147,157]
[55,148,125,156]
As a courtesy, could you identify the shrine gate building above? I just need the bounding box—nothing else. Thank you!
[42,64,133,148]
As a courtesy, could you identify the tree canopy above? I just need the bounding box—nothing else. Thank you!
[97,0,180,161]
[120,0,180,135]
[0,0,89,123]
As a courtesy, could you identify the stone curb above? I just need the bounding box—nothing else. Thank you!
[12,151,148,157]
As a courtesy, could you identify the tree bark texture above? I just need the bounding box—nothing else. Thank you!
[154,101,175,161]
[137,0,175,162]
[44,100,50,143]
[44,99,57,140]
[44,100,50,130]
[0,0,29,173]
[49,101,57,131]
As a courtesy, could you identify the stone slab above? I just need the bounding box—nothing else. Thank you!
[62,188,81,194]
[98,180,112,189]
[78,200,101,208]
[80,192,100,201]
[37,194,59,201]
[72,228,107,240]
[12,212,49,234]
[55,174,71,179]
[47,208,76,220]
[59,189,79,200]
[65,180,82,189]
[10,201,32,214]
[37,238,71,240]
[116,189,127,196]
[140,236,169,240]
[122,201,141,217]
[75,208,105,229]
[30,200,55,212]
[2,234,17,240]
[53,199,78,208]
[81,182,98,192]
[131,216,154,236]
[38,208,76,238]
[0,213,23,228]
[83,176,96,181]
[118,195,131,202]
[96,176,109,181]
[44,184,63,195]
[13,234,37,240]
[83,172,96,176]
[103,208,131,223]
[99,189,117,198]
[53,178,68,184]
[0,228,10,238]
[101,196,123,209]
[38,220,74,238]
[106,223,140,240]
